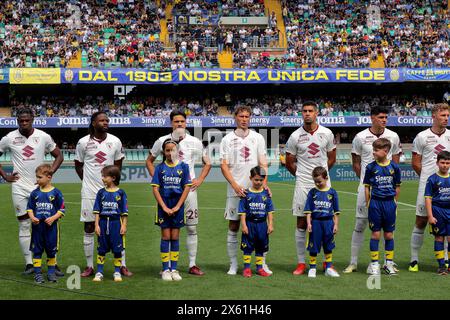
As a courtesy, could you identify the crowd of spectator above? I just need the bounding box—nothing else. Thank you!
[282,0,449,68]
[10,93,442,118]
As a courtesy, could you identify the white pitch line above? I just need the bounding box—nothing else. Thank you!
[269,182,417,209]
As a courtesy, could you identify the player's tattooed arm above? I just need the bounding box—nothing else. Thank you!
[327,148,337,170]
[0,158,19,182]
[411,152,422,176]
[285,152,297,177]
[74,160,84,180]
[351,153,362,178]
[50,146,64,174]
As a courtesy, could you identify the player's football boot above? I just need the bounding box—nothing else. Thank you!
[113,272,123,282]
[307,268,316,278]
[408,260,419,272]
[34,273,45,284]
[343,263,358,273]
[161,269,172,281]
[120,266,133,277]
[93,272,104,282]
[257,268,271,277]
[243,268,252,278]
[188,265,205,276]
[262,263,273,275]
[81,266,94,277]
[325,267,340,277]
[292,263,306,275]
[47,273,58,283]
[366,262,380,275]
[22,264,35,275]
[227,264,238,275]
[437,267,448,276]
[171,270,182,281]
[383,263,398,276]
[55,265,64,277]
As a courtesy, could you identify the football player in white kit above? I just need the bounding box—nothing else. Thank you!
[146,110,211,276]
[285,101,336,275]
[74,112,130,277]
[409,103,450,272]
[343,106,401,273]
[220,106,270,275]
[0,108,64,275]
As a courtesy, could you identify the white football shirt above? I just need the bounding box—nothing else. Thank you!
[220,129,267,197]
[150,132,204,180]
[75,133,124,199]
[0,128,56,196]
[285,125,335,186]
[412,128,450,184]
[352,128,402,183]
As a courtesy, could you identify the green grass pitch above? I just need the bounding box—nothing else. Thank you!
[0,181,447,300]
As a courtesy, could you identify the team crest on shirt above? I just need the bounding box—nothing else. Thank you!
[106,143,113,149]
[327,194,333,201]
[389,169,394,175]
[318,133,326,140]
[446,137,450,142]
[262,196,267,202]
[115,195,121,201]
[32,137,40,145]
[177,169,183,176]
[49,196,55,202]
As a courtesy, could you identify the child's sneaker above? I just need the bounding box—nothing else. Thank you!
[383,262,398,276]
[113,272,122,282]
[325,267,340,277]
[366,262,380,275]
[262,263,273,275]
[34,273,45,284]
[437,267,448,275]
[47,273,57,283]
[308,268,317,278]
[256,269,271,277]
[93,272,104,282]
[161,270,172,281]
[243,268,252,278]
[171,270,182,281]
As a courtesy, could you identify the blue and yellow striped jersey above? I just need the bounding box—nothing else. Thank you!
[304,187,340,219]
[238,189,274,222]
[425,173,450,208]
[93,188,128,217]
[26,187,65,219]
[151,160,192,198]
[363,160,401,198]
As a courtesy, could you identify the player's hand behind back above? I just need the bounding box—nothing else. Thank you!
[4,172,19,183]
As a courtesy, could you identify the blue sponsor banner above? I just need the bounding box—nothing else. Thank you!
[272,165,419,182]
[0,116,435,128]
[0,69,9,83]
[404,68,450,81]
[60,68,404,84]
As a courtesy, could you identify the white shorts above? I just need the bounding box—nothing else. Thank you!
[292,186,312,217]
[224,196,240,221]
[80,198,96,222]
[356,184,368,219]
[415,183,426,217]
[12,193,29,217]
[184,190,199,226]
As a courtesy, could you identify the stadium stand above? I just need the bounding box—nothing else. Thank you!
[9,93,441,117]
[0,0,448,68]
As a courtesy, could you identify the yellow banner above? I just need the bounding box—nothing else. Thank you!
[9,68,61,84]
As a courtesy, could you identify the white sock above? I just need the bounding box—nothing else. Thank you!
[350,218,368,265]
[186,225,198,268]
[410,226,425,263]
[227,230,238,267]
[295,228,306,264]
[121,250,126,267]
[83,232,95,268]
[263,251,268,266]
[18,220,32,265]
